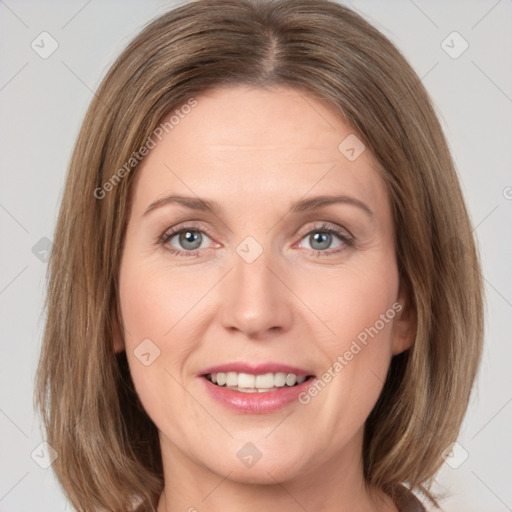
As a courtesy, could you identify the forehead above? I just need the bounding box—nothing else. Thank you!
[130,85,389,218]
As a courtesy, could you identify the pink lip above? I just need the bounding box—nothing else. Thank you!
[199,362,314,377]
[200,375,316,414]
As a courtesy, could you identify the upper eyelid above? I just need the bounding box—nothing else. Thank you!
[297,222,351,237]
[163,220,347,235]
[161,221,352,246]
[162,220,213,234]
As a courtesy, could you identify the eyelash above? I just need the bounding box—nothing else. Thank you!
[159,222,354,258]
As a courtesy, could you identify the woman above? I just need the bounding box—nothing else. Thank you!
[35,1,484,510]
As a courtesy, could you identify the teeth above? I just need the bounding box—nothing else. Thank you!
[226,372,238,386]
[274,372,286,387]
[238,373,255,388]
[206,371,309,389]
[255,373,274,388]
[285,374,297,386]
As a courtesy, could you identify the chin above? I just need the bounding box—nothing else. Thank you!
[201,446,310,485]
[216,463,303,485]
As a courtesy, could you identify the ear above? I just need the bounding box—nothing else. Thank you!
[112,300,125,353]
[391,283,416,355]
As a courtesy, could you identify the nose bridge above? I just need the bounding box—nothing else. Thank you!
[219,235,292,337]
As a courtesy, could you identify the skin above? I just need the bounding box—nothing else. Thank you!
[115,85,413,512]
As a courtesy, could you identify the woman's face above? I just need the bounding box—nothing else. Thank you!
[117,85,412,487]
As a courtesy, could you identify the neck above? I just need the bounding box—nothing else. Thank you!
[155,430,397,512]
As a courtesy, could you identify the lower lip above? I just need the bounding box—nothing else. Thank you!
[200,376,316,414]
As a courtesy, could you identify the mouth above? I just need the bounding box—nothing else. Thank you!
[199,362,317,413]
[203,371,316,393]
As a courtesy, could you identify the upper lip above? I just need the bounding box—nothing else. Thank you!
[200,362,315,377]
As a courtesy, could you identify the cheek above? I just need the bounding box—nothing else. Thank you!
[120,272,170,339]
[118,260,202,433]
[118,254,182,367]
[295,257,399,429]
[299,254,399,352]
[117,252,222,409]
[119,256,209,348]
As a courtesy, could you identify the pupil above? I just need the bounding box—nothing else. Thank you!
[311,232,330,250]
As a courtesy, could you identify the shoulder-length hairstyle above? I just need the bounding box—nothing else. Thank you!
[35,0,484,510]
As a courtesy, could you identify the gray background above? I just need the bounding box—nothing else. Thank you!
[1,0,511,510]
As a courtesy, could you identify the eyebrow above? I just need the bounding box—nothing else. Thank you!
[143,194,374,218]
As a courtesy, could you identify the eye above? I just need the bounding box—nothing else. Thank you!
[160,225,215,257]
[159,222,354,258]
[297,223,354,256]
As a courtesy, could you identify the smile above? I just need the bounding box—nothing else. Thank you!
[200,365,317,414]
[205,371,311,392]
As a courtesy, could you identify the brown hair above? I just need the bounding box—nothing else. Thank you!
[34,0,484,510]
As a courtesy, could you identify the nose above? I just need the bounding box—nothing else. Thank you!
[219,242,293,339]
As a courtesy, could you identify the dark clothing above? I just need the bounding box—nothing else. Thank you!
[394,484,427,512]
